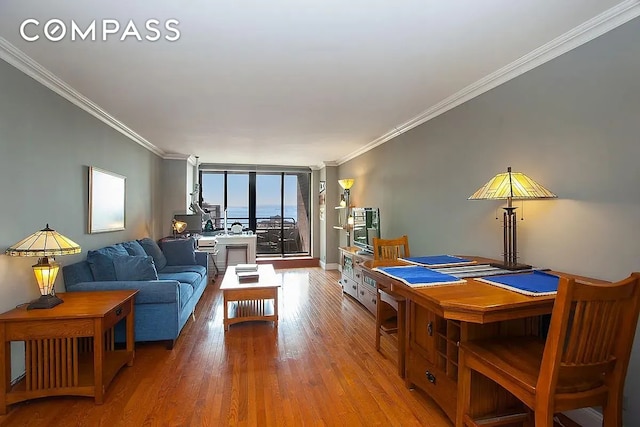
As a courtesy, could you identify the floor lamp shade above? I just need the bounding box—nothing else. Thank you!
[469,167,556,270]
[6,224,81,309]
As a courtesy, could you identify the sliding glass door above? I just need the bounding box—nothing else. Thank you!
[200,169,310,257]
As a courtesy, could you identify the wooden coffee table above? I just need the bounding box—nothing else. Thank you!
[220,264,280,331]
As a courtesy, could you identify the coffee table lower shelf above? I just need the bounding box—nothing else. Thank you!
[225,297,277,329]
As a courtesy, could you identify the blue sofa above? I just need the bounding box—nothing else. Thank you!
[62,237,208,349]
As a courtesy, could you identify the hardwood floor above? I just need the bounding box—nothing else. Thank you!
[0,268,583,426]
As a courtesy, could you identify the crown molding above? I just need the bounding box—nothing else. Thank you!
[337,0,640,165]
[163,153,198,165]
[0,36,167,158]
[318,161,339,169]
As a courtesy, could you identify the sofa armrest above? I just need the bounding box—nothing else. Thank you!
[66,280,179,304]
[195,251,208,269]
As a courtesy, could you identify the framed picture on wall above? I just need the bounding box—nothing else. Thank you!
[88,166,126,233]
[319,180,326,193]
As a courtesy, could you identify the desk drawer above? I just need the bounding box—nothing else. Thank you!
[104,300,132,330]
[358,285,377,315]
[342,276,358,299]
[407,350,457,422]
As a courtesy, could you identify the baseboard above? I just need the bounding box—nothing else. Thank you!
[563,408,603,427]
[321,262,339,271]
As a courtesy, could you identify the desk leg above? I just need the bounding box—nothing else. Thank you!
[223,291,229,331]
[274,289,279,328]
[93,319,104,404]
[126,301,135,367]
[0,328,8,415]
[397,300,406,378]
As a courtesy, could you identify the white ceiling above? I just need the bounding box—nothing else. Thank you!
[0,1,637,167]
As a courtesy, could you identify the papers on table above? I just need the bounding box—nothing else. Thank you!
[374,265,466,288]
[400,255,476,268]
[432,264,531,278]
[475,271,559,296]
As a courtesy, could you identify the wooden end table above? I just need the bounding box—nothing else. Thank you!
[220,264,280,331]
[0,290,138,414]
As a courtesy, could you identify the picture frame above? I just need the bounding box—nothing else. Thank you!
[88,166,126,233]
[319,180,326,193]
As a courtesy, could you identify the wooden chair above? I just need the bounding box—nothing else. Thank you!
[456,272,640,427]
[372,235,410,377]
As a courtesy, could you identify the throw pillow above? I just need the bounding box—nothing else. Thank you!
[162,237,197,266]
[122,240,147,257]
[86,244,129,281]
[137,237,168,270]
[113,255,158,281]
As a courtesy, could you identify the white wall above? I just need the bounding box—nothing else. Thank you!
[338,17,640,425]
[0,59,163,380]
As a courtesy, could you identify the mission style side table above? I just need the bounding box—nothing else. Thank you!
[0,290,138,414]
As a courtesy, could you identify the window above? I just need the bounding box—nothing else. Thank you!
[200,169,311,257]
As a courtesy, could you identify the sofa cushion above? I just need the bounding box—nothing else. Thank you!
[113,255,158,281]
[86,244,129,281]
[179,283,195,309]
[158,271,201,288]
[159,264,207,278]
[62,261,94,288]
[162,238,197,266]
[122,240,147,257]
[138,238,167,270]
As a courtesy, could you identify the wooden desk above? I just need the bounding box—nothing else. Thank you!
[0,290,138,414]
[361,257,607,423]
[220,264,280,331]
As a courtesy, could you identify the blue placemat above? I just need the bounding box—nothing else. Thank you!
[476,270,559,296]
[400,255,476,268]
[374,265,466,288]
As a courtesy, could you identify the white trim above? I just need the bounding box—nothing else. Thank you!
[338,0,640,165]
[321,262,339,271]
[163,153,197,163]
[0,37,168,158]
[562,408,603,427]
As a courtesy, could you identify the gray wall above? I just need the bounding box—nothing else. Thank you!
[162,158,192,236]
[339,18,640,424]
[0,59,163,380]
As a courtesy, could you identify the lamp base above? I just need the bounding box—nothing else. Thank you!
[27,294,64,310]
[490,262,532,271]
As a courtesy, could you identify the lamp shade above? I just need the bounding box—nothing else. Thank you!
[338,179,355,190]
[468,167,556,200]
[6,224,81,257]
[173,220,187,234]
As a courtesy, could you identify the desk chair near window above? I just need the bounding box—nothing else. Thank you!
[372,235,410,377]
[457,272,640,427]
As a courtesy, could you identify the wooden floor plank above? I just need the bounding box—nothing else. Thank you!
[0,267,581,426]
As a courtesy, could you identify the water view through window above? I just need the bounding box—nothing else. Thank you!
[200,171,310,257]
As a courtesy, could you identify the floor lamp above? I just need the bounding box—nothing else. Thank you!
[469,167,556,270]
[338,178,355,247]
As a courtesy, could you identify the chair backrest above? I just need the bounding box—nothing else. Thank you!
[538,272,640,397]
[372,235,410,261]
